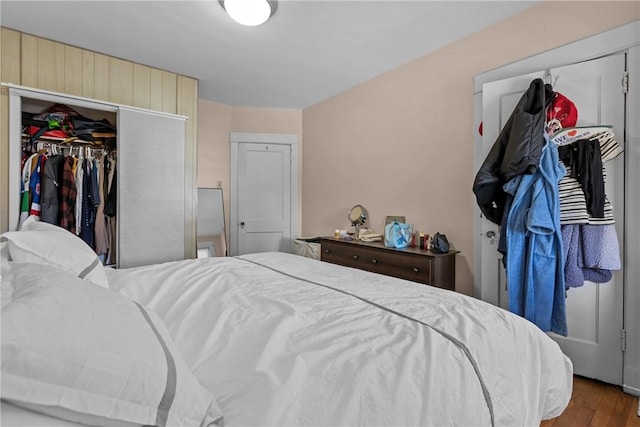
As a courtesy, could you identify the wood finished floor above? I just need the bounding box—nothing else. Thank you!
[541,376,640,427]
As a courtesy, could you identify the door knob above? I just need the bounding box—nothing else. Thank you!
[240,221,245,229]
[486,230,497,245]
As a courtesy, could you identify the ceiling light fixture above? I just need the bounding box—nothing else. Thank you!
[222,0,277,27]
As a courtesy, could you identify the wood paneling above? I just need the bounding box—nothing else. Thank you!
[82,50,95,99]
[94,53,110,102]
[64,45,83,96]
[0,28,21,232]
[178,75,198,259]
[37,38,65,92]
[149,68,163,111]
[1,28,21,84]
[108,57,133,105]
[133,63,151,109]
[162,70,177,113]
[20,34,38,87]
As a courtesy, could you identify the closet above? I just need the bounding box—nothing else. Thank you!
[7,85,187,269]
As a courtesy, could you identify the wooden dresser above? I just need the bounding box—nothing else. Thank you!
[320,237,458,291]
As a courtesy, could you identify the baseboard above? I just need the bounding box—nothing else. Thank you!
[623,384,640,397]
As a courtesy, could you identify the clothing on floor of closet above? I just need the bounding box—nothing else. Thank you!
[557,129,622,225]
[502,140,567,336]
[561,224,621,288]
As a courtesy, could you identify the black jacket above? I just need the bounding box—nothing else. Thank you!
[473,78,554,225]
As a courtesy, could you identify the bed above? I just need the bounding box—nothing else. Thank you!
[0,218,573,426]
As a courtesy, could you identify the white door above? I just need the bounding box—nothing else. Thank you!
[236,142,291,255]
[546,54,626,385]
[479,71,545,309]
[479,53,626,384]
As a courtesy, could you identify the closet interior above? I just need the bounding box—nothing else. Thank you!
[8,85,188,269]
[19,97,118,266]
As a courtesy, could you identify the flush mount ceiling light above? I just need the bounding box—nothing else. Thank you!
[222,0,277,27]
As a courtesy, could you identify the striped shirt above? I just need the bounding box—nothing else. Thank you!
[558,130,622,225]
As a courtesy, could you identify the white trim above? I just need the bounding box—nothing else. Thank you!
[229,132,299,256]
[474,20,639,93]
[623,384,640,397]
[625,44,640,396]
[230,132,298,145]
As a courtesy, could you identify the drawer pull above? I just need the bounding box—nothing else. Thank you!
[324,249,331,254]
[413,267,419,273]
[353,255,359,260]
[371,259,378,264]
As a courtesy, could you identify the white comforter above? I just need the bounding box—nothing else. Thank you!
[105,252,572,427]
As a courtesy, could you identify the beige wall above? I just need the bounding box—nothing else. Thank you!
[300,1,639,295]
[197,100,303,240]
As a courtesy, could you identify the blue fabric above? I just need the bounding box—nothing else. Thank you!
[503,140,567,336]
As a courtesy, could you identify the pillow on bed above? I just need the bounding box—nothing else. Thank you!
[0,216,109,288]
[1,262,225,427]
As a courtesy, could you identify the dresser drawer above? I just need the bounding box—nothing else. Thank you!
[321,240,367,269]
[320,238,457,290]
[366,248,432,285]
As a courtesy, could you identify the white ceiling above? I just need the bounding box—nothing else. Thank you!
[0,1,537,109]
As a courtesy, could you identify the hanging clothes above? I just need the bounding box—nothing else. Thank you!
[561,224,620,287]
[29,154,47,219]
[40,154,66,225]
[75,156,84,235]
[79,158,96,249]
[557,129,622,225]
[59,156,78,234]
[94,154,109,259]
[558,139,605,218]
[502,140,567,336]
[18,152,39,228]
[473,78,555,225]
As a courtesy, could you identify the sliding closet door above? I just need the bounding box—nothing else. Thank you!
[118,107,186,268]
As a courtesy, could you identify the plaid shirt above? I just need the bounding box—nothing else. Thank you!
[59,156,77,234]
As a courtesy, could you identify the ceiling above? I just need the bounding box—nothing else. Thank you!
[0,1,537,109]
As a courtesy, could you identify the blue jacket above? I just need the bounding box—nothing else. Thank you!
[503,140,567,336]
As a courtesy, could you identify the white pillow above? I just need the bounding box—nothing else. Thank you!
[1,262,225,427]
[0,216,109,288]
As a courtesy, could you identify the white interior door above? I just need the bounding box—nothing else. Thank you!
[479,53,626,384]
[546,53,626,385]
[236,142,291,255]
[480,71,545,309]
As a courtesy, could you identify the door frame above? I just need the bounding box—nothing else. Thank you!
[229,132,299,256]
[473,21,640,394]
